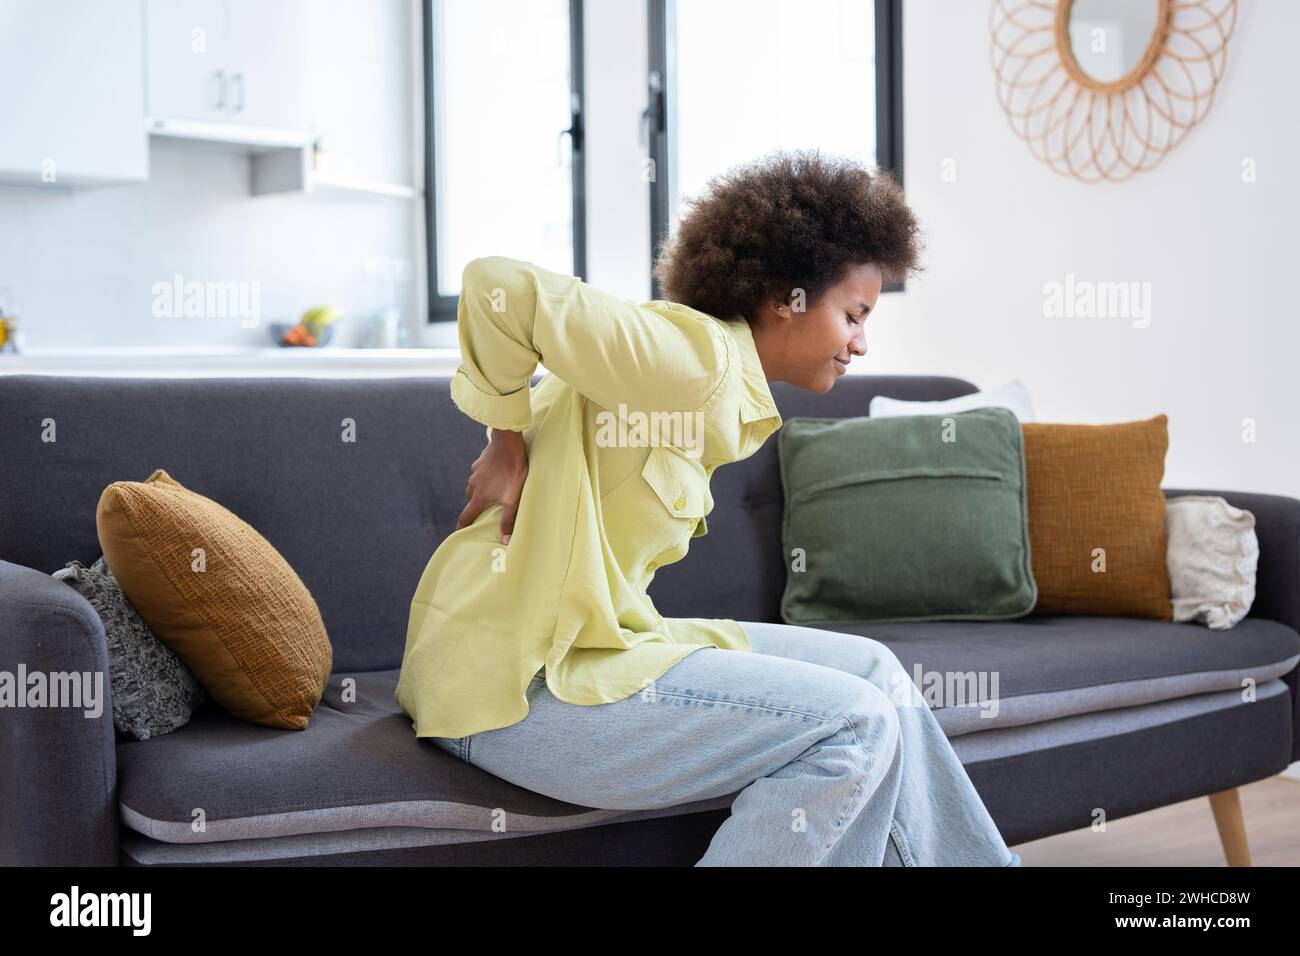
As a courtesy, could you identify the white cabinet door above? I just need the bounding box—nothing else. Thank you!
[0,0,148,184]
[144,0,230,121]
[225,0,306,129]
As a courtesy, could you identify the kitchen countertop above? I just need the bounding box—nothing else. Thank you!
[0,346,465,378]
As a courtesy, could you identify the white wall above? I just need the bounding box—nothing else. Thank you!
[554,0,1298,499]
[890,0,1298,498]
[0,0,420,350]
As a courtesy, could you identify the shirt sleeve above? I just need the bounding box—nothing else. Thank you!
[449,255,728,432]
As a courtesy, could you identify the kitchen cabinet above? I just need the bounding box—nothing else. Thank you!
[0,0,148,186]
[143,0,229,122]
[145,0,306,131]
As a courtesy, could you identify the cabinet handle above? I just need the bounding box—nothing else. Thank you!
[214,70,226,110]
[232,73,245,113]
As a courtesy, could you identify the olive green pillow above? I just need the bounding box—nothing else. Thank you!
[778,407,1037,624]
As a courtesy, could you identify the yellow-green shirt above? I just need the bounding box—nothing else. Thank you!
[395,255,783,739]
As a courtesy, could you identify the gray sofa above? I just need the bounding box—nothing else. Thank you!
[2,371,1297,867]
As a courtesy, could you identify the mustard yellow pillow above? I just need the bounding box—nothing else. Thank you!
[96,469,332,729]
[1021,415,1172,619]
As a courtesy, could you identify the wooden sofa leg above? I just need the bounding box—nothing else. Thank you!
[1207,788,1252,866]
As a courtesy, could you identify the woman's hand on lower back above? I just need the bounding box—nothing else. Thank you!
[457,427,528,544]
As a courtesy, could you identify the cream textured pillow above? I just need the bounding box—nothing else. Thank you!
[869,379,1037,422]
[96,468,332,730]
[1164,495,1258,630]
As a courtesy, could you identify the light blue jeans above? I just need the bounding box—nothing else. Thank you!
[431,619,1020,866]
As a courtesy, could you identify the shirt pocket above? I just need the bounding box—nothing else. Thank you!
[640,444,714,556]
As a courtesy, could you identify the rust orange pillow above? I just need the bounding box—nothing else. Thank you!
[1021,415,1172,619]
[96,468,332,729]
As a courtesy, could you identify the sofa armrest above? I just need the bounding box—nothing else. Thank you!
[0,558,118,865]
[1163,488,1300,636]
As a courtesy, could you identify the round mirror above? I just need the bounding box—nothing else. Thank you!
[1063,0,1165,90]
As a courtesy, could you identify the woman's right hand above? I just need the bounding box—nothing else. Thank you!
[456,427,529,544]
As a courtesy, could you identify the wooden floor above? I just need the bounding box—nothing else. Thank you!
[1013,770,1300,866]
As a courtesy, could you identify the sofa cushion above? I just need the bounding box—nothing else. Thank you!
[869,378,1037,422]
[116,669,734,848]
[97,468,333,730]
[820,615,1300,737]
[950,679,1291,767]
[51,555,208,740]
[1021,415,1172,619]
[116,617,1300,855]
[777,407,1036,623]
[1165,495,1259,630]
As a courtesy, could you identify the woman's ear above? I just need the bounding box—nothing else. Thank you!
[766,285,798,317]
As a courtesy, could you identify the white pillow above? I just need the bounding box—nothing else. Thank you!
[1164,495,1259,630]
[869,379,1037,422]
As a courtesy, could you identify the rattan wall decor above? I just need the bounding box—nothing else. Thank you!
[989,0,1238,183]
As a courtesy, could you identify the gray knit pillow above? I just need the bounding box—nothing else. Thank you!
[52,556,208,740]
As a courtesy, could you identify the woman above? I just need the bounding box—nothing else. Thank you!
[396,149,1021,867]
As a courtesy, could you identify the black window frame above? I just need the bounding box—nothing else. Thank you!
[646,0,905,298]
[423,0,587,323]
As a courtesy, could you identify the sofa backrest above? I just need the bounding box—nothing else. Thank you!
[0,371,978,672]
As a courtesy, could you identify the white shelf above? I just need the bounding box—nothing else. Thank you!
[143,117,418,201]
[145,116,312,151]
[145,115,312,196]
[310,172,419,200]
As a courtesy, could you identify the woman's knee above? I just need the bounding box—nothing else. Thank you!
[857,635,904,673]
[838,678,901,758]
[851,637,921,707]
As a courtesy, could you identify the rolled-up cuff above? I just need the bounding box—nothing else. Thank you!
[450,368,532,432]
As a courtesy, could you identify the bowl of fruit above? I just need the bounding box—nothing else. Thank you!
[272,306,342,347]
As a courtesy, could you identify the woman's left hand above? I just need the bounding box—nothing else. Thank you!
[456,427,529,545]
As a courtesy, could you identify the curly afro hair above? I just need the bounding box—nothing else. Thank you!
[653,149,922,321]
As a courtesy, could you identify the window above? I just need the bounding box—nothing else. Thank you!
[647,0,904,295]
[423,0,586,321]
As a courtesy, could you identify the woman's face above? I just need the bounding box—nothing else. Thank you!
[751,262,884,394]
